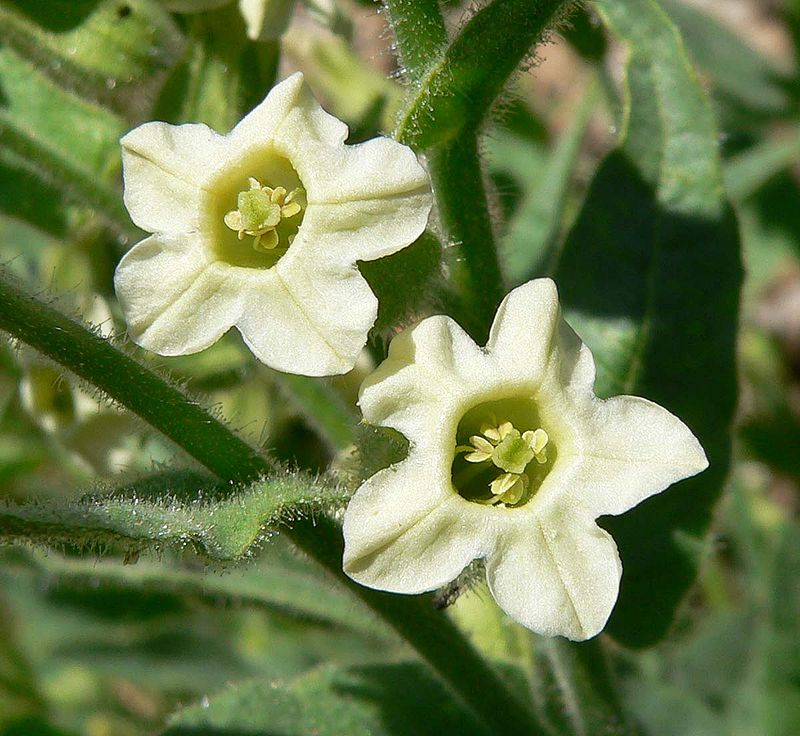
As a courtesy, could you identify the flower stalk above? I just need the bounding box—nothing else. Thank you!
[0,269,543,736]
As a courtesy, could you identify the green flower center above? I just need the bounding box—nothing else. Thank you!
[451,398,555,507]
[207,152,306,269]
[223,177,305,253]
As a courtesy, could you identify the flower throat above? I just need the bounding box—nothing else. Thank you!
[451,397,555,507]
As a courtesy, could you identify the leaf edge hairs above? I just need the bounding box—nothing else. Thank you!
[342,278,708,640]
[114,72,432,376]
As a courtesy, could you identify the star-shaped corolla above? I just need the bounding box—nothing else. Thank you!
[114,73,431,376]
[342,279,708,640]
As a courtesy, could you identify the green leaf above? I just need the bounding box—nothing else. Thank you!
[8,543,384,636]
[660,0,792,117]
[360,231,443,333]
[553,0,741,646]
[0,599,45,726]
[0,471,347,560]
[724,128,800,202]
[622,479,800,736]
[385,0,449,85]
[266,370,358,454]
[735,175,800,303]
[0,47,132,238]
[0,544,388,729]
[163,663,491,736]
[0,154,72,240]
[0,0,183,119]
[154,5,278,131]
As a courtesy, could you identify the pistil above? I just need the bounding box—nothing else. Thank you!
[224,177,303,252]
[456,420,549,506]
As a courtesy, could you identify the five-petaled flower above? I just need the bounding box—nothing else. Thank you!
[114,72,431,376]
[342,278,708,640]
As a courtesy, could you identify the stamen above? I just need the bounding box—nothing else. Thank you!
[458,419,549,506]
[224,177,304,252]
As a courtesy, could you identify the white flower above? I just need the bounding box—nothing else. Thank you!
[114,73,431,376]
[342,279,708,640]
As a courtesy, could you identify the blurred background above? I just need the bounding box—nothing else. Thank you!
[0,0,799,733]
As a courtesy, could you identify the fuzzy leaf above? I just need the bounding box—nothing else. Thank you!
[0,0,183,119]
[498,87,597,285]
[0,471,348,560]
[162,663,490,736]
[360,231,443,333]
[660,0,792,117]
[395,0,575,148]
[7,544,384,637]
[553,0,741,646]
[0,46,132,238]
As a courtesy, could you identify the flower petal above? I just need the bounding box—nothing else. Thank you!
[234,260,372,376]
[289,137,432,265]
[343,458,489,594]
[485,278,562,386]
[121,122,226,234]
[261,79,431,264]
[230,72,348,156]
[114,234,243,355]
[358,315,486,444]
[568,395,709,517]
[486,512,622,640]
[295,188,432,270]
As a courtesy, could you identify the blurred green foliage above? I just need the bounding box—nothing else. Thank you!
[0,0,799,733]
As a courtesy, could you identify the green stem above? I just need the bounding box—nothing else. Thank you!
[395,0,577,149]
[388,0,576,340]
[384,0,505,340]
[0,270,268,483]
[427,138,506,341]
[0,272,543,736]
[291,516,544,736]
[382,0,448,82]
[534,637,640,736]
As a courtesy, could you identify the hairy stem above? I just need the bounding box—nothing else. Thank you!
[291,515,545,736]
[395,0,576,149]
[426,138,505,341]
[535,637,640,736]
[382,0,448,83]
[387,0,577,339]
[0,270,268,483]
[0,272,542,736]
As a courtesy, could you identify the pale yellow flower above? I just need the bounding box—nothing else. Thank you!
[114,73,431,376]
[343,279,708,640]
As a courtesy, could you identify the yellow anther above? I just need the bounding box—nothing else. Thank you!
[456,418,549,506]
[523,428,549,464]
[224,177,304,252]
